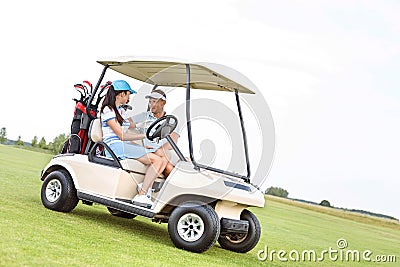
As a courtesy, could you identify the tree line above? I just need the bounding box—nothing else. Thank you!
[265,186,332,207]
[0,127,67,154]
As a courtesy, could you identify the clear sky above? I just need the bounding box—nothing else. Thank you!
[1,1,399,219]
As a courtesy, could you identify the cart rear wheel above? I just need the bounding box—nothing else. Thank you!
[218,209,261,253]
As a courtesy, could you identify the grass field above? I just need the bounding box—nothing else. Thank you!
[0,144,399,266]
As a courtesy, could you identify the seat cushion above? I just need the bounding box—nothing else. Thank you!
[89,118,103,142]
[120,158,165,178]
[120,158,148,174]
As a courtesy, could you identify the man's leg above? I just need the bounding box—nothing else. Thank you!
[154,147,174,177]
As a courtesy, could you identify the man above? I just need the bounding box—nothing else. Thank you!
[130,89,180,176]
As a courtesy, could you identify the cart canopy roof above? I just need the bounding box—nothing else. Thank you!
[97,56,256,94]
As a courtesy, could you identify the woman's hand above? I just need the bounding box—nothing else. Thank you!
[107,119,145,141]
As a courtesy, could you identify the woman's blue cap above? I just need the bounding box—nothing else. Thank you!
[113,80,136,94]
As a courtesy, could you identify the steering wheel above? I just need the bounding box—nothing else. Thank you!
[146,115,178,141]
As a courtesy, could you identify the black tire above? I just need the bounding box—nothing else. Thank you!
[168,202,220,253]
[41,170,79,212]
[107,207,137,219]
[218,209,261,253]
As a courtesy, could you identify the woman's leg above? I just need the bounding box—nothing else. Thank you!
[136,153,167,195]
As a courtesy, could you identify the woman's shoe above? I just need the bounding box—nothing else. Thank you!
[137,183,153,199]
[132,194,154,208]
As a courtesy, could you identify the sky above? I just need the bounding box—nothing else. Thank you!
[0,0,399,219]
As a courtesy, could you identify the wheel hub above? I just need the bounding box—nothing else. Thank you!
[177,213,205,242]
[225,233,248,243]
[45,179,62,203]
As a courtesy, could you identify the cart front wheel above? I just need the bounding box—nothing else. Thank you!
[168,202,220,253]
[41,170,78,212]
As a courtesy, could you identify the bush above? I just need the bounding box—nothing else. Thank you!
[38,137,47,149]
[51,134,68,154]
[319,200,331,207]
[31,136,38,147]
[16,136,24,146]
[266,187,289,198]
[0,127,6,144]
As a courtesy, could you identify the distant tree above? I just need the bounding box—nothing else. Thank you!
[319,200,331,207]
[266,186,289,198]
[51,133,68,154]
[38,137,47,149]
[31,136,38,147]
[47,142,54,152]
[16,136,24,146]
[0,127,6,144]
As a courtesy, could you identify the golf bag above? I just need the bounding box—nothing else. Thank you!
[61,80,110,155]
[61,81,96,154]
[65,102,96,154]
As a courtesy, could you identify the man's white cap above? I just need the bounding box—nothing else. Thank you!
[145,89,166,100]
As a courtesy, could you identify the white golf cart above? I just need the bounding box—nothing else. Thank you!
[40,57,265,253]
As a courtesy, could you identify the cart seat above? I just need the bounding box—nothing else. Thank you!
[89,118,180,174]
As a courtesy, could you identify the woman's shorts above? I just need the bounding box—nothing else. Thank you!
[107,142,156,159]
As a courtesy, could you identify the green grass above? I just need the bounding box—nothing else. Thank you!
[0,144,399,266]
[8,144,55,154]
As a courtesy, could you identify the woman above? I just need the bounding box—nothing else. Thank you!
[100,80,167,207]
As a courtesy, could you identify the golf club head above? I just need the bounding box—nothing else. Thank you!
[82,84,89,96]
[74,84,86,100]
[83,80,93,94]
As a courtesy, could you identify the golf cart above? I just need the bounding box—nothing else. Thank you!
[40,57,265,253]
